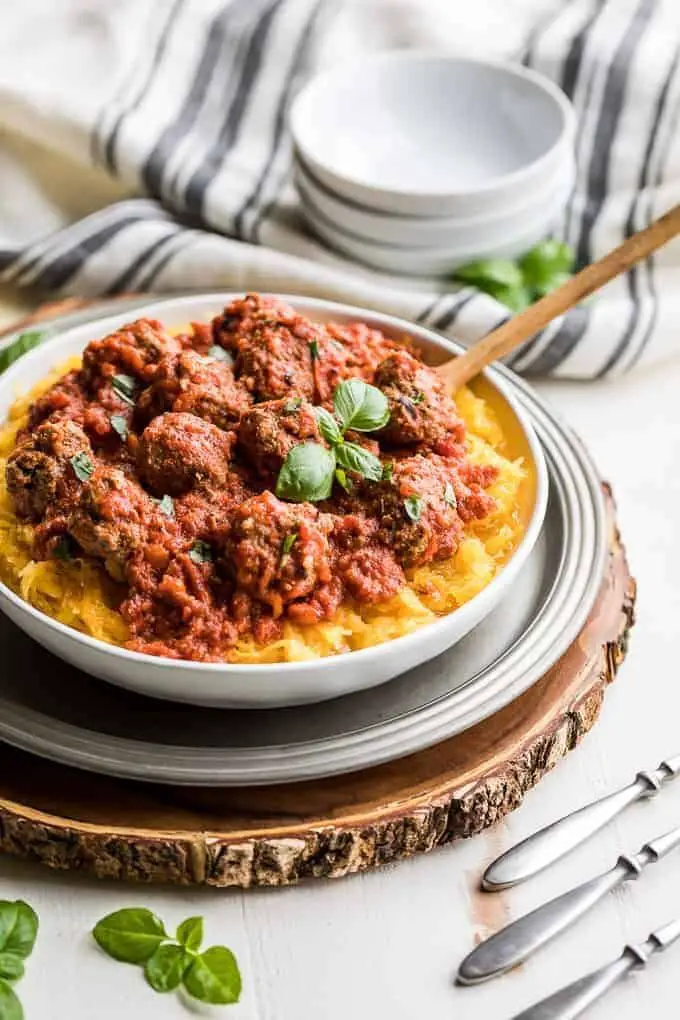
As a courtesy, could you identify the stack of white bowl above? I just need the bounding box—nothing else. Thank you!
[290,54,576,276]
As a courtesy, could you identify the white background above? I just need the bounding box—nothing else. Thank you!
[0,294,679,1019]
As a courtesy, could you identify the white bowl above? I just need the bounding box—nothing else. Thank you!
[0,294,548,709]
[294,155,575,248]
[302,168,573,276]
[290,53,575,217]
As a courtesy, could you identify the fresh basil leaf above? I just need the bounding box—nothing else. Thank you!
[0,331,45,375]
[309,339,320,361]
[110,414,129,440]
[314,406,342,445]
[176,917,203,953]
[0,955,23,982]
[189,540,213,564]
[382,461,394,482]
[208,344,234,365]
[443,483,457,509]
[334,467,352,493]
[532,270,572,299]
[453,258,523,290]
[404,495,424,522]
[0,903,38,960]
[183,946,242,1005]
[0,978,22,1020]
[335,442,383,482]
[144,943,187,994]
[276,443,335,503]
[92,908,167,964]
[281,533,297,557]
[154,495,175,518]
[111,374,138,406]
[333,379,390,432]
[70,452,94,483]
[519,239,573,290]
[412,391,426,405]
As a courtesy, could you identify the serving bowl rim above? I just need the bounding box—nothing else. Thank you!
[289,51,576,202]
[0,292,549,677]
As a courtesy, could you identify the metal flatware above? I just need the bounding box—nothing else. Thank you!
[509,916,680,1019]
[458,822,680,984]
[483,753,680,890]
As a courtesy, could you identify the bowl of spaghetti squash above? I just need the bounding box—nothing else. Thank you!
[0,294,547,708]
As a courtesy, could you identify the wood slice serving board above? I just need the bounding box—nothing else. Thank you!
[0,300,635,888]
[0,486,633,888]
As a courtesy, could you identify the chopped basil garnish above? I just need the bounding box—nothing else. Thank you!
[112,373,138,406]
[283,397,303,414]
[189,540,213,564]
[53,536,74,561]
[412,391,426,405]
[0,330,46,374]
[443,483,457,508]
[154,495,175,518]
[334,467,352,493]
[404,495,424,522]
[208,344,234,365]
[309,339,320,361]
[314,406,342,445]
[70,452,94,482]
[382,461,394,482]
[281,533,297,557]
[276,443,335,503]
[333,378,389,432]
[110,414,129,440]
[335,442,383,483]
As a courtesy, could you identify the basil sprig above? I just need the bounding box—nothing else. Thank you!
[276,379,389,503]
[0,331,46,374]
[453,239,574,312]
[0,899,39,1018]
[93,907,241,1007]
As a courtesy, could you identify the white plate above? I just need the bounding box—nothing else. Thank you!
[290,53,575,216]
[0,310,605,785]
[0,294,547,709]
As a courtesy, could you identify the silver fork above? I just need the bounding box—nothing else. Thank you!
[509,916,680,1019]
[483,753,680,891]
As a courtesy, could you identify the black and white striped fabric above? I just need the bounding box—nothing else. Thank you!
[0,0,678,377]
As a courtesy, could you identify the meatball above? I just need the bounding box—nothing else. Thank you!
[68,467,165,581]
[212,293,319,401]
[375,349,465,454]
[6,420,93,521]
[370,455,469,568]
[137,412,235,497]
[136,350,251,430]
[222,491,333,616]
[237,397,321,478]
[313,322,406,403]
[82,318,182,391]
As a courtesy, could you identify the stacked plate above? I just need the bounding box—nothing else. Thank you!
[290,54,576,275]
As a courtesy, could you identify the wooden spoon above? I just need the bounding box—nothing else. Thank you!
[437,202,680,392]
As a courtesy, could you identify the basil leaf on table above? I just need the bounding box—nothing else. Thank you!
[335,442,383,483]
[176,916,203,953]
[93,908,168,964]
[0,978,22,1020]
[0,331,45,374]
[0,902,38,960]
[314,406,343,445]
[519,239,573,290]
[333,379,390,432]
[276,443,336,502]
[144,943,187,993]
[0,956,23,982]
[183,946,242,1005]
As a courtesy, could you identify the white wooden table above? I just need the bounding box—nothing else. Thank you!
[0,302,678,1018]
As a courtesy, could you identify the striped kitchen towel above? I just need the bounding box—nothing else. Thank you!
[0,0,678,377]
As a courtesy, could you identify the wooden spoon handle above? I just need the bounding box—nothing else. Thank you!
[438,202,680,391]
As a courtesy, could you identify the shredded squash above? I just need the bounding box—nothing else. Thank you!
[0,358,531,662]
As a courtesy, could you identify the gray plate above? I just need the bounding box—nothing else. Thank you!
[0,301,606,786]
